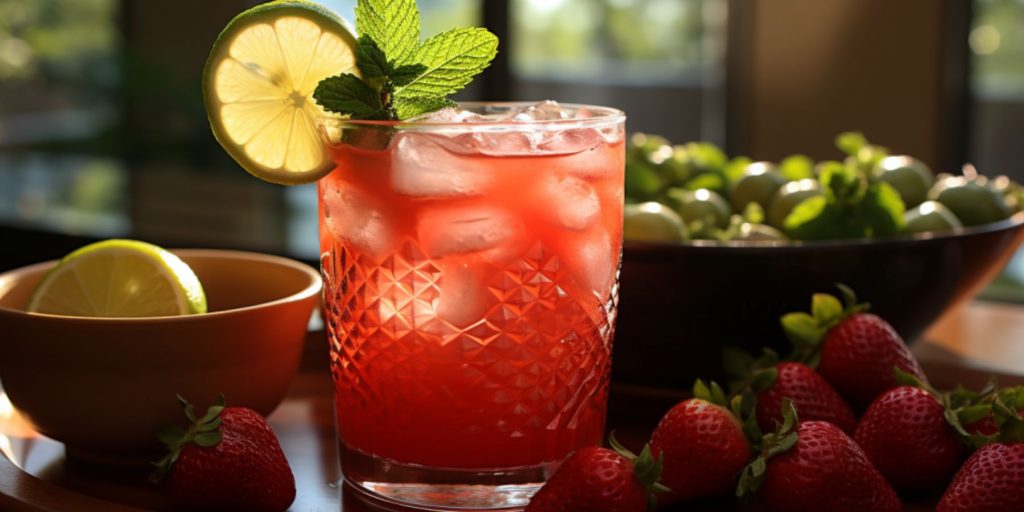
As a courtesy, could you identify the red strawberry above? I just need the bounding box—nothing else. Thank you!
[854,385,966,493]
[937,390,1024,511]
[936,442,1024,511]
[525,442,665,512]
[153,395,295,512]
[782,285,927,408]
[960,385,1024,437]
[649,380,751,505]
[963,415,999,436]
[754,362,857,434]
[738,401,902,512]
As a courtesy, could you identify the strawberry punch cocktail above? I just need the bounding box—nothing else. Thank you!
[319,103,625,505]
[200,0,625,507]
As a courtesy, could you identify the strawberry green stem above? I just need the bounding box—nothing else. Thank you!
[151,394,226,484]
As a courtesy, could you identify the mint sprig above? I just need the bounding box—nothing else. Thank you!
[314,0,498,121]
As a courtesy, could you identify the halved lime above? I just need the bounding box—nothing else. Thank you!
[203,0,358,185]
[27,240,207,317]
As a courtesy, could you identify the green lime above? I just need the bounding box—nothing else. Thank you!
[876,156,933,208]
[768,178,822,229]
[666,188,732,229]
[929,176,1012,227]
[730,162,786,213]
[27,240,207,317]
[204,0,358,185]
[624,202,689,243]
[904,201,962,234]
[731,222,787,242]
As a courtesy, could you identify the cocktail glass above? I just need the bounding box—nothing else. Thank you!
[318,102,625,510]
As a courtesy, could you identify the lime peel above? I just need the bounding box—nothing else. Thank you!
[27,239,207,318]
[203,0,359,185]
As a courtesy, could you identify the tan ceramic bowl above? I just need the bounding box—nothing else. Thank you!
[0,249,321,464]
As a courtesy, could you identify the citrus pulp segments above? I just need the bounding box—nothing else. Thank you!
[204,1,358,185]
[27,240,207,317]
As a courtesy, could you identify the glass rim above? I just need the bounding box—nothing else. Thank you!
[319,101,626,131]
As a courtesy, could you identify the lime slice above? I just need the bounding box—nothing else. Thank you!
[203,0,358,185]
[27,240,207,318]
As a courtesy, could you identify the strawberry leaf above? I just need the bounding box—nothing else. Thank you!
[750,367,778,393]
[836,283,859,310]
[197,418,222,432]
[607,431,637,460]
[957,404,993,425]
[893,366,928,389]
[710,381,729,406]
[151,394,228,484]
[767,432,798,457]
[722,347,755,380]
[156,425,185,447]
[780,399,799,433]
[780,312,822,363]
[811,293,843,326]
[177,394,197,423]
[194,431,222,447]
[693,379,712,401]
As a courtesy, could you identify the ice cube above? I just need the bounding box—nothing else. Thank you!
[427,128,537,157]
[510,100,571,122]
[567,228,616,300]
[541,175,601,230]
[322,179,392,255]
[558,134,623,178]
[391,134,491,197]
[435,261,491,328]
[418,205,522,258]
[411,106,484,124]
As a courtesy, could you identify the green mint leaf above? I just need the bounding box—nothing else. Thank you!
[395,27,498,100]
[390,63,428,87]
[860,181,905,237]
[836,132,866,156]
[314,73,388,119]
[394,95,455,120]
[355,0,421,66]
[779,154,814,181]
[820,161,867,205]
[355,35,389,81]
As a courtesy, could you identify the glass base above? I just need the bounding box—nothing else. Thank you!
[340,442,560,511]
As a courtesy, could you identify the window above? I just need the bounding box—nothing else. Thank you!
[508,0,723,144]
[0,0,720,265]
[970,0,1024,300]
[0,0,126,238]
[969,0,1024,178]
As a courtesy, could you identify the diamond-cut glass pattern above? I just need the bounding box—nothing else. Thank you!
[323,239,618,469]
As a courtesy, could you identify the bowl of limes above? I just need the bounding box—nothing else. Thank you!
[614,133,1024,389]
[0,240,321,464]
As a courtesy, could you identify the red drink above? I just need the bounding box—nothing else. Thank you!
[319,102,625,508]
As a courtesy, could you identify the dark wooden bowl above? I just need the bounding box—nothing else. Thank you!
[613,214,1024,389]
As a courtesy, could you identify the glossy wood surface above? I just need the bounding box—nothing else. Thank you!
[2,301,1023,511]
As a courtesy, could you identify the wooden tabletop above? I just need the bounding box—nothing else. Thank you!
[2,300,1023,512]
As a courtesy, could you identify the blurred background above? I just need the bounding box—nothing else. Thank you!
[1,0,1024,296]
